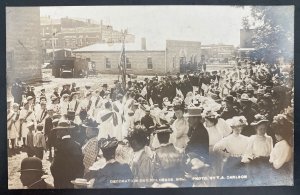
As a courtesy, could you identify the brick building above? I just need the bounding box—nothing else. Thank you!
[73,39,201,75]
[40,16,135,51]
[6,7,42,84]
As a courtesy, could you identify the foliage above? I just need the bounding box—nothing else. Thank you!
[243,6,294,64]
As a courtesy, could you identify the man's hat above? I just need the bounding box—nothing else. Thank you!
[85,85,91,90]
[184,107,202,117]
[41,88,45,92]
[82,118,99,130]
[250,114,269,126]
[153,125,173,134]
[54,119,75,130]
[18,157,46,174]
[102,84,108,88]
[63,83,71,87]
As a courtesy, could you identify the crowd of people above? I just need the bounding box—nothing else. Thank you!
[8,61,294,188]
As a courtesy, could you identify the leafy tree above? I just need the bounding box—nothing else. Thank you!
[243,6,294,64]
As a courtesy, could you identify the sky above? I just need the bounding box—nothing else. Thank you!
[40,6,252,48]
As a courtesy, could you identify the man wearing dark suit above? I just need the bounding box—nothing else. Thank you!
[100,84,108,98]
[50,120,84,189]
[185,108,209,160]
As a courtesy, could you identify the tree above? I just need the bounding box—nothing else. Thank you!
[243,6,294,64]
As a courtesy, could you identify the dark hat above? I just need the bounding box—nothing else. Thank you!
[54,119,75,130]
[82,118,99,130]
[224,95,234,103]
[18,157,46,173]
[85,85,91,90]
[41,88,45,92]
[153,125,173,134]
[251,114,269,126]
[102,84,108,88]
[99,136,119,150]
[37,123,43,131]
[63,83,71,87]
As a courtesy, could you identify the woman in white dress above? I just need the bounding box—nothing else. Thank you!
[241,114,273,184]
[213,116,249,186]
[170,99,189,149]
[19,100,36,147]
[202,108,232,183]
[7,103,20,153]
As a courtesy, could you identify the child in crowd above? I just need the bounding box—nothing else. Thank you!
[33,124,47,160]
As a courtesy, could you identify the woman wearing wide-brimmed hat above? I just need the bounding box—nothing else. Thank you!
[81,118,100,175]
[241,114,273,184]
[170,99,189,149]
[213,116,250,186]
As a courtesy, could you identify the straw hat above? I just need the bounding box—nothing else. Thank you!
[184,107,202,117]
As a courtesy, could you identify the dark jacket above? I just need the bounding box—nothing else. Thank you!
[153,143,185,180]
[93,161,133,188]
[186,123,209,159]
[50,137,84,189]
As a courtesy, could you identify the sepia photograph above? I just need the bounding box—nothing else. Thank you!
[6,5,294,189]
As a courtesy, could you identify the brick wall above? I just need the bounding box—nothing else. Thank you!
[75,51,166,75]
[6,7,42,84]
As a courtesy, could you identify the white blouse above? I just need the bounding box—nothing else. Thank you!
[269,140,292,169]
[242,134,273,163]
[205,118,232,146]
[213,134,249,157]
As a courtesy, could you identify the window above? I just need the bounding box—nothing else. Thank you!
[147,57,153,69]
[126,57,131,69]
[105,58,111,69]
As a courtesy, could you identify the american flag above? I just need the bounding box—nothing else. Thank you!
[119,41,126,89]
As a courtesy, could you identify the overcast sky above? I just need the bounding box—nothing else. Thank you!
[40,6,252,48]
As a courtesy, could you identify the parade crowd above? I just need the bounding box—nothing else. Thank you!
[8,61,294,188]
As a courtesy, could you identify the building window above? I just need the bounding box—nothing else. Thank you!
[105,58,111,69]
[147,57,153,69]
[126,57,131,69]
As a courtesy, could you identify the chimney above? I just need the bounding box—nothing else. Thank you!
[141,37,146,50]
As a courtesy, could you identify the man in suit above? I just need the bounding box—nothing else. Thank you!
[185,107,209,160]
[100,84,108,98]
[50,119,84,189]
